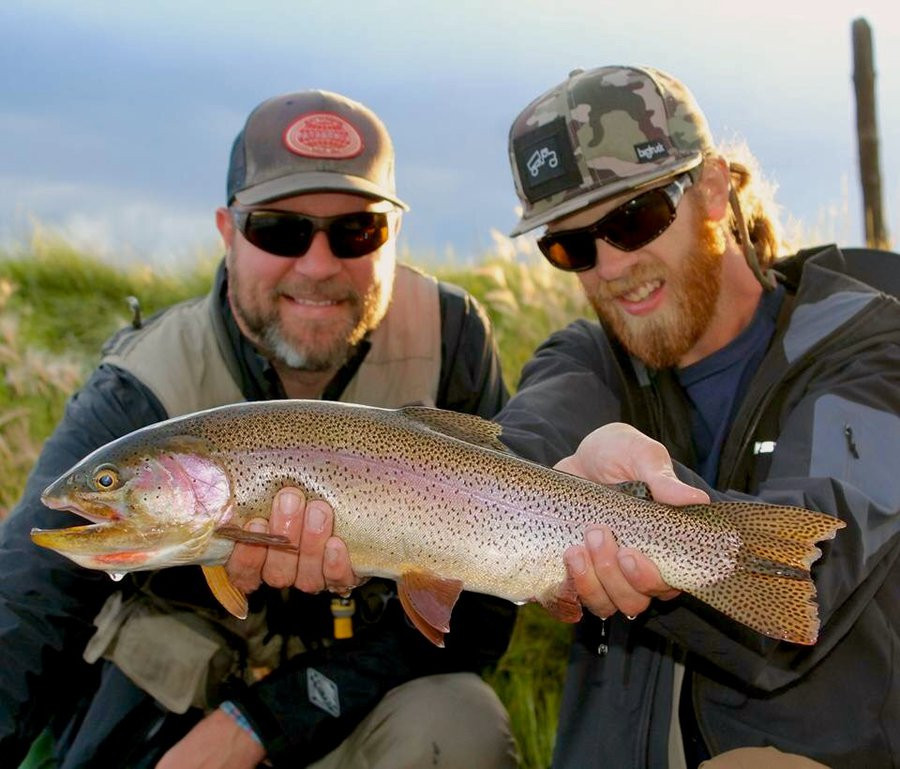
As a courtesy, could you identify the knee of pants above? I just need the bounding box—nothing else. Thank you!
[355,672,518,768]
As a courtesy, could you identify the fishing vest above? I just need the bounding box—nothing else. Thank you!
[89,263,442,713]
[102,263,442,416]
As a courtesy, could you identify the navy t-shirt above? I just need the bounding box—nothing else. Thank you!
[677,284,785,485]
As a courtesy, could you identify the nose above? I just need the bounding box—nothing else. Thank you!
[290,231,343,280]
[592,239,640,282]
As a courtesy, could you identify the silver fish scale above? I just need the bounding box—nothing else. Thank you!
[149,401,742,600]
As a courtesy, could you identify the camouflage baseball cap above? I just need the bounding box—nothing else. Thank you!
[227,90,408,210]
[508,66,713,236]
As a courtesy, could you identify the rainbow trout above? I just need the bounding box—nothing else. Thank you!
[33,400,843,646]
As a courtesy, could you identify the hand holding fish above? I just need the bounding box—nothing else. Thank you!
[557,422,707,620]
[225,488,357,595]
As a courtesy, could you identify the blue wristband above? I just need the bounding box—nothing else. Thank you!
[219,700,263,746]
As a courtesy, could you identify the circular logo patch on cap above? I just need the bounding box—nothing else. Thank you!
[283,112,364,159]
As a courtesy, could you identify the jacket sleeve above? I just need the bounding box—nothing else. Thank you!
[495,320,627,465]
[643,331,900,691]
[0,364,167,765]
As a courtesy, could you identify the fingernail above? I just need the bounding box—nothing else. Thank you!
[248,520,267,533]
[619,553,637,575]
[586,528,605,549]
[324,543,338,565]
[277,490,302,516]
[566,550,587,575]
[306,503,326,533]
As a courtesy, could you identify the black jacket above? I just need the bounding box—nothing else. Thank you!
[497,245,900,768]
[0,262,516,768]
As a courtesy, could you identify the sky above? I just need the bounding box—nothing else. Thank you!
[1,0,898,270]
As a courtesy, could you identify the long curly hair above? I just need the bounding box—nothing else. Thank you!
[719,141,789,269]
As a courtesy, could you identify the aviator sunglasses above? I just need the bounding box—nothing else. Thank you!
[537,173,693,272]
[231,208,392,259]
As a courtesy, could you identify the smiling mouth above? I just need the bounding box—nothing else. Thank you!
[617,279,663,303]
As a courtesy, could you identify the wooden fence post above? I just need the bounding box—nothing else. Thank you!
[852,18,891,249]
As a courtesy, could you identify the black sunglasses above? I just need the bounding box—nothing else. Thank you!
[231,208,392,259]
[537,174,693,272]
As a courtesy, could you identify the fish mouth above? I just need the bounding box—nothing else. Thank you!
[40,489,122,524]
[30,518,217,572]
[30,520,159,569]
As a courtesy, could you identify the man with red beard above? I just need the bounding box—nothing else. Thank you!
[493,66,900,768]
[0,90,518,769]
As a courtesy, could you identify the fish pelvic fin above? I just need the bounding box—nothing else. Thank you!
[202,565,248,620]
[683,502,845,645]
[396,568,464,648]
[537,577,583,623]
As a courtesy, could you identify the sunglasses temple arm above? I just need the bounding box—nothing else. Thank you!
[729,187,777,291]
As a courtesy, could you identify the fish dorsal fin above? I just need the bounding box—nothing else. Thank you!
[202,565,248,619]
[398,406,512,453]
[396,568,465,648]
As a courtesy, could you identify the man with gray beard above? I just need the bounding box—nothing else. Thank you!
[0,90,517,769]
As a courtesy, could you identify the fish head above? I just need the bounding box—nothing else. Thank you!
[33,433,235,573]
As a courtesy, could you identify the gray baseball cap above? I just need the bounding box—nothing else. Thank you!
[227,90,408,210]
[508,66,713,235]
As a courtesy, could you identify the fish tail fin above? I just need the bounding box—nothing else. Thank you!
[684,502,844,645]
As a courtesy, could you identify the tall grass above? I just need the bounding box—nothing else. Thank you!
[1,233,588,769]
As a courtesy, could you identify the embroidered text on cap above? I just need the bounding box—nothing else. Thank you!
[284,112,364,159]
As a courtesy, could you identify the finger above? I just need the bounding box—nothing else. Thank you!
[225,518,268,594]
[564,542,615,619]
[617,548,679,600]
[583,526,651,618]
[642,469,709,507]
[323,536,358,593]
[260,489,305,589]
[294,499,334,593]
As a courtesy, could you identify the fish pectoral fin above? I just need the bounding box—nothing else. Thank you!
[215,525,293,548]
[538,578,583,623]
[202,565,248,620]
[396,569,464,648]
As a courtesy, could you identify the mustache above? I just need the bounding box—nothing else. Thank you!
[274,277,358,304]
[595,265,666,300]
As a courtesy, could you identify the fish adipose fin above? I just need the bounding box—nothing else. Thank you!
[397,568,464,648]
[611,480,654,501]
[681,502,845,645]
[203,565,248,620]
[398,407,513,454]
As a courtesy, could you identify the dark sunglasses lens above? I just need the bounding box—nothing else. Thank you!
[242,212,313,256]
[329,212,390,258]
[600,189,674,251]
[538,231,597,272]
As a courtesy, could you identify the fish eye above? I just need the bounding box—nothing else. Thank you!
[92,465,120,491]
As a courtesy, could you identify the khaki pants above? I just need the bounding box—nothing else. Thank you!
[700,746,831,768]
[309,673,519,769]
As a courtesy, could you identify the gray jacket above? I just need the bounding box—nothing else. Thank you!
[497,245,900,768]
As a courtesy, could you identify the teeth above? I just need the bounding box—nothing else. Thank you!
[621,280,662,302]
[293,297,337,306]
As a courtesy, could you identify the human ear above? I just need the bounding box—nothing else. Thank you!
[215,207,235,248]
[695,156,730,221]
